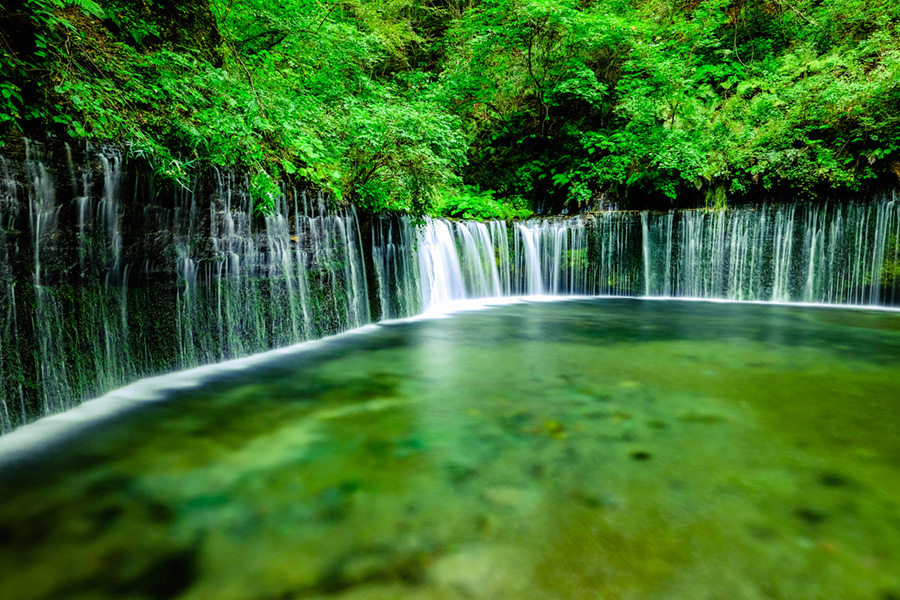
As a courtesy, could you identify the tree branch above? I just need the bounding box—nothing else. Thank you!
[235,28,286,49]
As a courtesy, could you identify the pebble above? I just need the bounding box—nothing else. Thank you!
[429,545,527,598]
[482,486,538,510]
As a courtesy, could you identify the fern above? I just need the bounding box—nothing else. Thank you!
[53,0,105,19]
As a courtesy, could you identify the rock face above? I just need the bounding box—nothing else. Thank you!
[0,138,372,431]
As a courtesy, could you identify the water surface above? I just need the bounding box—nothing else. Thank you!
[1,298,899,600]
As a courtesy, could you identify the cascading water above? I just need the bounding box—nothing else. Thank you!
[0,141,371,432]
[373,212,643,313]
[1,139,899,435]
[24,140,69,416]
[515,222,544,295]
[173,176,370,367]
[415,219,467,309]
[456,221,503,298]
[640,201,900,304]
[371,214,423,320]
[373,200,899,317]
[0,156,18,432]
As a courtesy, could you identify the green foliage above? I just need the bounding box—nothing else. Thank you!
[441,0,900,210]
[338,85,468,213]
[0,80,24,127]
[435,185,533,221]
[3,0,900,213]
[59,0,103,19]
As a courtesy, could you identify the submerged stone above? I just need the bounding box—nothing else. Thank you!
[482,486,539,510]
[119,547,198,600]
[794,507,828,525]
[818,471,854,488]
[429,545,529,598]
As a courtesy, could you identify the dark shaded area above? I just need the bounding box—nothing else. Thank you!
[317,546,428,595]
[818,471,854,488]
[122,547,199,600]
[794,507,828,525]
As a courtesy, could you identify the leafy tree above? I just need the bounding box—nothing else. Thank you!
[2,0,899,215]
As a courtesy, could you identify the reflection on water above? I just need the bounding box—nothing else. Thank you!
[1,298,899,600]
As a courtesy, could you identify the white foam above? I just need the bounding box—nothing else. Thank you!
[636,295,900,313]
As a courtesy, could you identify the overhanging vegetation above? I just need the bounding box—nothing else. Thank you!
[2,0,899,215]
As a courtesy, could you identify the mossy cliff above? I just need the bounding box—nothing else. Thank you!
[0,139,370,431]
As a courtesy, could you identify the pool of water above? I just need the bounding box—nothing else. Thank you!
[1,298,899,600]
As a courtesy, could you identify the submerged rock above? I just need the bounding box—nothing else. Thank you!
[429,545,528,598]
[794,507,828,525]
[317,546,428,594]
[677,411,729,425]
[482,486,539,511]
[818,471,854,488]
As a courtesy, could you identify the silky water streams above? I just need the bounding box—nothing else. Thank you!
[0,298,898,600]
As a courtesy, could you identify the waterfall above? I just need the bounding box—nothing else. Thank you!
[372,214,422,320]
[173,178,370,367]
[371,199,899,319]
[489,220,511,294]
[416,219,467,309]
[515,222,543,294]
[0,156,18,432]
[372,213,642,314]
[1,140,899,434]
[0,142,372,431]
[641,212,651,295]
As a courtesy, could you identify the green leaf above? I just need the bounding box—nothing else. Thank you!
[281,159,298,174]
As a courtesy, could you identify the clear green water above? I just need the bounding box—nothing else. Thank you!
[1,298,899,600]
